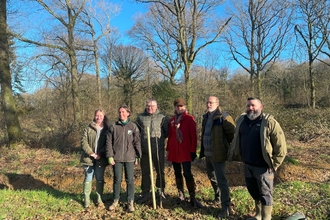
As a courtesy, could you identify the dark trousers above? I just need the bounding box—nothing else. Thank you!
[205,156,230,208]
[113,162,135,201]
[244,163,274,206]
[140,150,165,195]
[172,161,194,183]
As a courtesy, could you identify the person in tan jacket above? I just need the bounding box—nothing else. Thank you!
[229,97,287,220]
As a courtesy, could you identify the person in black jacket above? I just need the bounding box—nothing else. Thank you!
[106,105,141,212]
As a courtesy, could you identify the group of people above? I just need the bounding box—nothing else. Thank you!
[80,96,287,220]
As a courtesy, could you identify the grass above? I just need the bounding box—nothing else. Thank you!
[0,180,329,219]
[0,188,82,219]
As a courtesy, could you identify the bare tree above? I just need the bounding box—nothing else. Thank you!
[80,0,120,107]
[10,0,91,123]
[111,45,148,112]
[136,0,230,113]
[226,0,293,99]
[129,4,182,85]
[0,0,23,146]
[294,0,328,109]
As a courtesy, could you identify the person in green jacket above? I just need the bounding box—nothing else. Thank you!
[199,96,235,219]
[80,109,110,208]
[229,97,287,220]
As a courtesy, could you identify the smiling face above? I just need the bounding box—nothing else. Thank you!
[146,101,157,114]
[246,99,263,120]
[118,107,130,121]
[175,104,186,114]
[94,110,104,126]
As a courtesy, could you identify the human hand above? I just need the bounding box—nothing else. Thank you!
[190,152,197,161]
[135,158,140,166]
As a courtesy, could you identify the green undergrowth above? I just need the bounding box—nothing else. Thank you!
[0,181,329,219]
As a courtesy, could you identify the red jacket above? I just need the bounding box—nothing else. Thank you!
[167,111,197,163]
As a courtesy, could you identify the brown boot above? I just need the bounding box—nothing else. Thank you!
[108,199,118,211]
[127,200,135,213]
[175,178,185,202]
[246,200,262,220]
[262,205,272,220]
[186,182,203,208]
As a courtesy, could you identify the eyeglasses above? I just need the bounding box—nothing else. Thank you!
[146,105,156,108]
[206,101,217,104]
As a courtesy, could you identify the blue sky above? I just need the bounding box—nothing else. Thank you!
[111,0,147,33]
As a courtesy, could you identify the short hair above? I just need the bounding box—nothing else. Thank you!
[247,97,262,104]
[146,98,157,106]
[118,105,131,117]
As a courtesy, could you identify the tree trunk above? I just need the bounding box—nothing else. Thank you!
[0,0,23,147]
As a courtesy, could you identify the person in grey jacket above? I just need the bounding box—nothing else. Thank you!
[80,109,109,208]
[135,98,169,204]
[106,105,141,213]
[229,97,287,220]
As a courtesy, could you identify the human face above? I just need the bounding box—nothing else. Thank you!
[146,101,157,114]
[175,104,186,114]
[206,96,218,112]
[94,110,104,126]
[118,108,129,121]
[246,99,263,120]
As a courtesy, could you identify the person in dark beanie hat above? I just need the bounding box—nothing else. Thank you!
[166,98,203,208]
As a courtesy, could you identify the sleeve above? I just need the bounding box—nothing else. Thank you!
[105,125,114,159]
[162,115,169,138]
[81,126,93,156]
[166,118,173,151]
[269,120,287,169]
[133,123,142,158]
[189,117,198,153]
[222,114,236,143]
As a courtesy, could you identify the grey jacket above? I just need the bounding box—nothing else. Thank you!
[136,109,169,154]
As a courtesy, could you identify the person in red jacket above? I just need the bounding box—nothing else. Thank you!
[167,98,202,208]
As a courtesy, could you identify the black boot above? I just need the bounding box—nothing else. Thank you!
[186,182,203,208]
[175,178,185,203]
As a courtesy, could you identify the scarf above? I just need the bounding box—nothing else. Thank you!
[175,113,184,143]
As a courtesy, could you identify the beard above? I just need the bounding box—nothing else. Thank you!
[246,109,261,120]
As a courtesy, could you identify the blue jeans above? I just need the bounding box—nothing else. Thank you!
[244,163,274,206]
[83,163,106,182]
[113,162,135,201]
[205,156,230,208]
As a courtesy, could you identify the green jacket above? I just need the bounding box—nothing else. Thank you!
[135,109,169,154]
[228,113,287,170]
[199,107,236,162]
[80,122,109,167]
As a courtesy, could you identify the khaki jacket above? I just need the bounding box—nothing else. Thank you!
[228,113,287,170]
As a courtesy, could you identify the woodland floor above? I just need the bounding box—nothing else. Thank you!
[0,137,330,219]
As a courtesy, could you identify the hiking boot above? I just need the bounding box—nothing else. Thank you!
[137,194,151,204]
[127,200,135,213]
[108,199,118,211]
[217,207,229,219]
